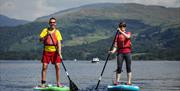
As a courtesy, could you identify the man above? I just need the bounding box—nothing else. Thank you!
[110,22,132,85]
[39,17,63,87]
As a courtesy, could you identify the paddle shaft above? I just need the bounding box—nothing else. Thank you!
[95,30,119,89]
[48,33,72,81]
[61,60,71,80]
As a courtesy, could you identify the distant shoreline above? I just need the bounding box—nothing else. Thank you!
[0,60,179,61]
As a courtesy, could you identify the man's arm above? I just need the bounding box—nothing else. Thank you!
[39,28,48,42]
[58,40,62,59]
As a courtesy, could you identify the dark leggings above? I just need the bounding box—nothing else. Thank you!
[116,53,132,73]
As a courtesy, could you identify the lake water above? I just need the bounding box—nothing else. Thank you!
[0,60,180,91]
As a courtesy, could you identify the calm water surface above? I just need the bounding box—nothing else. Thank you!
[0,60,180,91]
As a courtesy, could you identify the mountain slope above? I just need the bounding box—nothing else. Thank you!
[0,3,179,60]
[0,15,29,27]
[36,3,180,26]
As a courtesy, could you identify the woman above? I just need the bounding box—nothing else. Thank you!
[110,22,132,85]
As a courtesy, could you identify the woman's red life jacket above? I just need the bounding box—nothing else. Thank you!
[44,31,58,46]
[116,32,131,49]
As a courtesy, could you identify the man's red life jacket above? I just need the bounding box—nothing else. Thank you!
[44,31,58,46]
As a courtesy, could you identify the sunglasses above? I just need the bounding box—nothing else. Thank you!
[49,21,56,24]
[120,25,126,27]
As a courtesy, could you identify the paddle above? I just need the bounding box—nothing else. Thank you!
[48,32,79,91]
[95,30,119,90]
[61,61,79,91]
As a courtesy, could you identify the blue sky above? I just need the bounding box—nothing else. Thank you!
[0,0,180,21]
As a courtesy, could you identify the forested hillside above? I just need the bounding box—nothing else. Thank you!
[0,3,179,60]
[0,15,29,27]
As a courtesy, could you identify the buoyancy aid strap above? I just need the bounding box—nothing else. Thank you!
[44,28,58,46]
[48,30,59,52]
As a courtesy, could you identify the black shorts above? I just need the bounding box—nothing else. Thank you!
[116,53,132,73]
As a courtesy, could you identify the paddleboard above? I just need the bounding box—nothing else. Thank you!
[33,84,70,91]
[107,83,140,91]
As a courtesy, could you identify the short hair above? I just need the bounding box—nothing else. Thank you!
[119,22,126,27]
[49,17,56,23]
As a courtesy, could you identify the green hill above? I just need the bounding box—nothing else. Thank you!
[0,15,29,27]
[36,3,179,26]
[0,3,179,60]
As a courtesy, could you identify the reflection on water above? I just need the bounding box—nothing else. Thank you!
[0,60,180,91]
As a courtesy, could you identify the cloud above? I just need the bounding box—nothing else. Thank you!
[33,0,57,18]
[0,0,57,21]
[0,0,17,16]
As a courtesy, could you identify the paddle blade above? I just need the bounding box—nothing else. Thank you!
[70,80,79,91]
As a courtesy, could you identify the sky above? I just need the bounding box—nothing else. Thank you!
[0,0,180,21]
